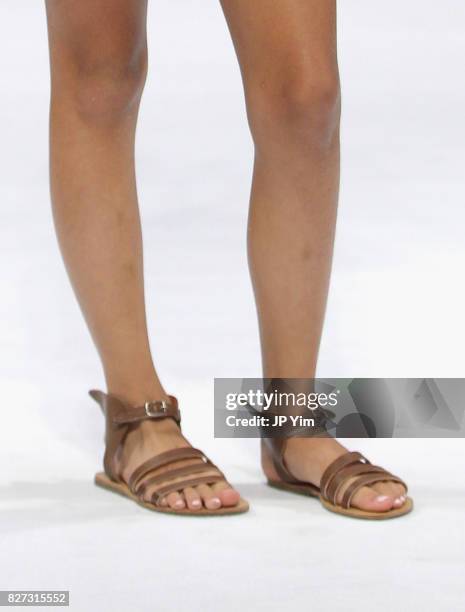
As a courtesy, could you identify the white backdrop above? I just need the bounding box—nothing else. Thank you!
[1,2,464,611]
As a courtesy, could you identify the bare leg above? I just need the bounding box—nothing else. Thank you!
[46,0,239,511]
[221,0,406,511]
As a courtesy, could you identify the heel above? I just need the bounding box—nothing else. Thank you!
[260,439,283,483]
[89,389,107,415]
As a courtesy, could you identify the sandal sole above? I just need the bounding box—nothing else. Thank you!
[95,472,249,516]
[267,479,413,520]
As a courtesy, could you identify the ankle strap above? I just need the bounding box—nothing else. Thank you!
[89,389,181,425]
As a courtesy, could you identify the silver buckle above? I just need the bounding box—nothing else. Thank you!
[144,400,168,417]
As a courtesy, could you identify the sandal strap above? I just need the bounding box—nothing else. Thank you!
[135,462,220,498]
[325,463,387,505]
[152,475,225,505]
[320,451,367,498]
[259,379,334,486]
[89,389,181,481]
[341,472,407,509]
[89,389,181,425]
[128,447,209,492]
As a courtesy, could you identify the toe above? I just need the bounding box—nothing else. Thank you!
[371,482,393,500]
[196,484,222,510]
[211,481,241,508]
[166,491,186,510]
[349,485,395,513]
[184,487,202,511]
[392,482,406,496]
[373,481,406,506]
[392,483,407,505]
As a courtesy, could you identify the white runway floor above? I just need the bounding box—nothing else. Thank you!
[2,413,465,611]
[1,1,465,610]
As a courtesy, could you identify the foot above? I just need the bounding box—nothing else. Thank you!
[283,438,407,513]
[116,417,241,511]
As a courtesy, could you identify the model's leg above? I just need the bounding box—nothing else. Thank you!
[46,0,239,510]
[221,0,406,511]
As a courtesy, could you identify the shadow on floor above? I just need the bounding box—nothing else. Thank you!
[0,479,281,533]
[0,476,315,531]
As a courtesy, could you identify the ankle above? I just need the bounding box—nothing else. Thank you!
[104,358,169,400]
[143,416,180,435]
[105,378,170,406]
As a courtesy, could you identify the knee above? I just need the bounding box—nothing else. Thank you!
[247,71,341,152]
[62,44,148,122]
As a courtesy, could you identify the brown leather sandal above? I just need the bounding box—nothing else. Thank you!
[262,438,413,520]
[90,390,249,516]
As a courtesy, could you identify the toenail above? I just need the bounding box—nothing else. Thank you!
[211,497,221,506]
[192,500,201,507]
[174,500,185,508]
[375,495,389,502]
